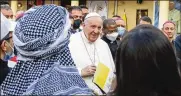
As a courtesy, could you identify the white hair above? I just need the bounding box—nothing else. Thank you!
[1,4,12,11]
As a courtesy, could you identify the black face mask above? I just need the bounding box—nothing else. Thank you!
[73,19,82,29]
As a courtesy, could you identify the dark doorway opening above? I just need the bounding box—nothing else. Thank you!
[61,0,71,7]
[79,0,86,6]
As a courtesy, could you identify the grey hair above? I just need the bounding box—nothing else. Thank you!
[1,4,12,10]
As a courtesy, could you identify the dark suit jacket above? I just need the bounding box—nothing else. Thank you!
[0,59,9,85]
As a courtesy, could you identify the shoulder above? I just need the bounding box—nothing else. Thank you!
[176,34,181,41]
[101,36,110,43]
[175,35,181,47]
[175,9,181,12]
[97,38,110,48]
[69,32,81,42]
[174,9,181,14]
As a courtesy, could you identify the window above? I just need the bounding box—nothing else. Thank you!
[136,9,148,25]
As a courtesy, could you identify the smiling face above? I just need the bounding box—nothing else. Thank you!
[162,22,175,41]
[83,17,103,42]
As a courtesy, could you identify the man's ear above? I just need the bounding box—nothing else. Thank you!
[1,40,7,51]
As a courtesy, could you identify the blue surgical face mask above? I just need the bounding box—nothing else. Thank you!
[117,27,125,36]
[3,41,14,61]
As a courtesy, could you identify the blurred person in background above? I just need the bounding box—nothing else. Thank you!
[139,16,152,25]
[1,4,13,20]
[112,15,126,38]
[162,21,181,69]
[82,13,88,22]
[80,5,88,17]
[80,5,88,31]
[68,6,83,33]
[112,15,121,20]
[0,1,9,5]
[116,24,181,96]
[69,15,77,34]
[102,19,121,61]
[169,1,181,35]
[0,13,12,85]
[162,21,176,46]
[1,3,17,56]
[175,34,181,60]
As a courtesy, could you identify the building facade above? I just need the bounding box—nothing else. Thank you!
[8,0,169,30]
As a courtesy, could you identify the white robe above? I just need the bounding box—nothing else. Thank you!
[69,31,115,94]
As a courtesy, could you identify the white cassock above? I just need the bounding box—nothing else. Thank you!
[69,31,115,95]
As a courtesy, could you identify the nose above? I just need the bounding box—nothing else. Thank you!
[167,29,173,33]
[94,28,100,34]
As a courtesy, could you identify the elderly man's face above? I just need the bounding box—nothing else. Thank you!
[83,17,103,42]
[162,23,175,41]
[1,9,13,19]
[71,9,83,20]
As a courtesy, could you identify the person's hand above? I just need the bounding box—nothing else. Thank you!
[81,65,96,77]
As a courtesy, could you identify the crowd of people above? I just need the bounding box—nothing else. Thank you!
[0,1,181,96]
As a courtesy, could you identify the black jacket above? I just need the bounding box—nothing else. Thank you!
[0,59,9,85]
[102,35,121,61]
[175,35,181,60]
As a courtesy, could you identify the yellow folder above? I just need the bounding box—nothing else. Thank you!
[93,62,110,93]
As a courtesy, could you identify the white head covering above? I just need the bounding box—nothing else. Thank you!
[84,12,101,20]
[1,12,10,40]
[9,21,17,32]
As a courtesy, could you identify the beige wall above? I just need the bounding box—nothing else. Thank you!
[11,0,154,31]
[16,0,60,11]
[108,1,154,30]
[17,0,27,11]
[108,1,115,18]
[44,1,60,5]
[45,1,52,4]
